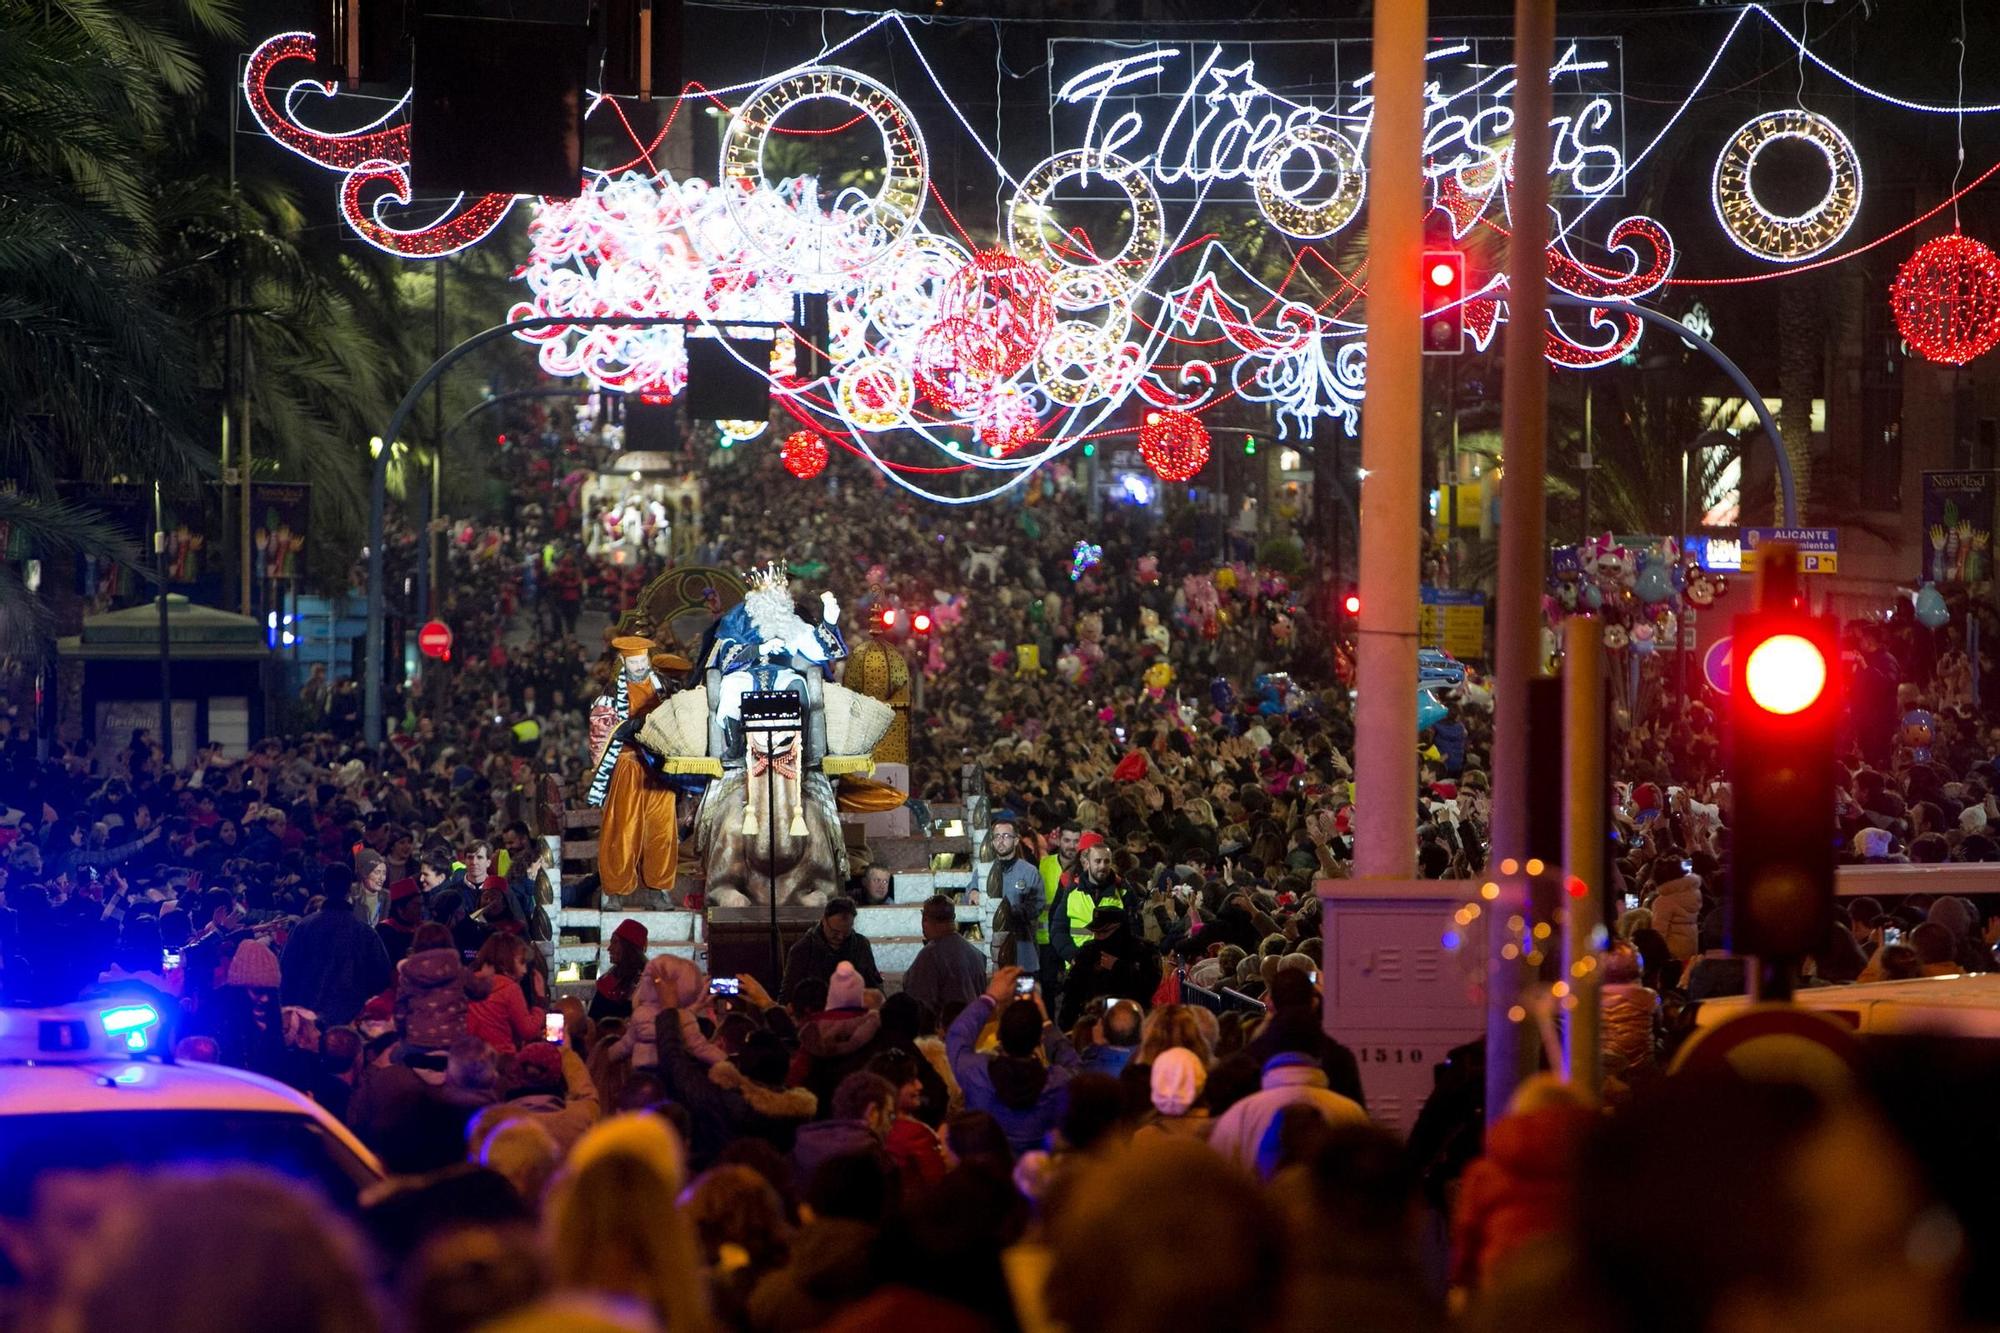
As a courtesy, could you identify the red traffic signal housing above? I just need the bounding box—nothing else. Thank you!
[1728,609,1839,962]
[1421,249,1465,356]
[1341,590,1361,617]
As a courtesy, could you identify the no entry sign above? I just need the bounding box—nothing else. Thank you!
[418,620,453,660]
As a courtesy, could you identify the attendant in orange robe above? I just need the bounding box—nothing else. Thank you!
[588,636,682,896]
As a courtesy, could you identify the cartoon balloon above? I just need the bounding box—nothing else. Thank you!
[1915,581,1950,629]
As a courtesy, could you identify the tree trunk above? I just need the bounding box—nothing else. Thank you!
[1776,282,1821,521]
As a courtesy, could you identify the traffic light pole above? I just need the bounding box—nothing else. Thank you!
[1351,0,1425,880]
[1488,0,1557,1120]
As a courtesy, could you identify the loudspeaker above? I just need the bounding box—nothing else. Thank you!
[684,335,773,421]
[411,15,586,198]
[599,0,682,99]
[623,395,680,452]
[794,292,830,383]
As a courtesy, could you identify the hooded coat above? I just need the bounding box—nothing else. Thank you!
[395,947,491,1051]
[945,994,1080,1155]
[1449,1103,1596,1289]
[612,954,726,1070]
[787,1007,884,1114]
[1648,875,1702,960]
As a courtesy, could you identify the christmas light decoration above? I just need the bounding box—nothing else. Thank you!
[1890,232,2000,366]
[1007,150,1164,292]
[239,11,2000,508]
[720,67,928,278]
[1254,123,1366,240]
[243,33,515,258]
[1138,409,1211,482]
[781,429,831,478]
[1712,109,1863,263]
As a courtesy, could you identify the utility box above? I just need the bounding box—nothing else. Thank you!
[1318,880,1481,1135]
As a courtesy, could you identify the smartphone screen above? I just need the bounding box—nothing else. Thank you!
[161,949,182,971]
[710,977,740,996]
[1014,975,1036,996]
[544,1012,565,1044]
[1623,893,1639,912]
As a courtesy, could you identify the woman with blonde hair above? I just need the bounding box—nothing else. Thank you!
[543,1114,711,1332]
[1135,1003,1214,1069]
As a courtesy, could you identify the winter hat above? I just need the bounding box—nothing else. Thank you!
[1150,1046,1208,1116]
[1632,782,1663,814]
[225,939,282,990]
[389,877,422,905]
[827,960,866,1011]
[1076,830,1107,853]
[512,1042,566,1094]
[611,918,649,952]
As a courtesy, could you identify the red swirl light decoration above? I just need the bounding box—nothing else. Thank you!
[243,31,516,259]
[938,250,1053,377]
[1891,232,2000,366]
[1138,409,1211,482]
[781,430,830,479]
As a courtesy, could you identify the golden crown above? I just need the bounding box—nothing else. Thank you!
[744,561,790,593]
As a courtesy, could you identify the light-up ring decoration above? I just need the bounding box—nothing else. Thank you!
[1007,150,1163,291]
[837,356,916,429]
[1254,123,1366,240]
[1711,109,1863,264]
[721,66,928,278]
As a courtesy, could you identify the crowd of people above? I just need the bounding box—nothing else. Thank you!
[3,407,2000,1331]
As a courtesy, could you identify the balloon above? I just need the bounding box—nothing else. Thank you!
[1582,583,1604,610]
[1417,686,1448,732]
[1603,624,1630,650]
[1915,581,1950,629]
[1630,624,1656,655]
[1634,557,1674,604]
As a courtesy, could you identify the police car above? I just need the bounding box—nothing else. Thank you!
[0,996,385,1218]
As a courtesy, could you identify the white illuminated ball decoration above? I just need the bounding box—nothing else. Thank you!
[1711,109,1863,264]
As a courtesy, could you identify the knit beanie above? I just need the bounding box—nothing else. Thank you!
[1150,1047,1207,1116]
[827,961,866,1011]
[225,939,282,990]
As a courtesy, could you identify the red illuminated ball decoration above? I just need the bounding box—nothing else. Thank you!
[1891,232,2000,366]
[941,250,1053,377]
[1138,409,1211,483]
[913,317,1006,411]
[781,430,829,480]
[974,391,1040,456]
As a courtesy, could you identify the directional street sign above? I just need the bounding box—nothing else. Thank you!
[1741,526,1839,575]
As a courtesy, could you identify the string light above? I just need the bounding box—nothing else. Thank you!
[1890,232,2000,366]
[1711,109,1863,263]
[1007,149,1164,292]
[780,429,831,478]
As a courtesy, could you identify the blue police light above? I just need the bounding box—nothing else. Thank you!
[99,1003,161,1051]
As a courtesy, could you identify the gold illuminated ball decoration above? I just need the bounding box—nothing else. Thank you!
[836,355,915,428]
[720,67,928,278]
[1253,123,1367,240]
[1710,109,1862,263]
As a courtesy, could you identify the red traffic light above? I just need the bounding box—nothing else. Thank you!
[881,608,898,628]
[1744,633,1827,715]
[1342,592,1361,616]
[1423,250,1463,293]
[912,611,933,634]
[1428,260,1458,288]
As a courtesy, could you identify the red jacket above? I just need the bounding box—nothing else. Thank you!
[466,974,542,1056]
[1450,1103,1595,1289]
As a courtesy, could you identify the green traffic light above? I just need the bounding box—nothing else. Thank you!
[1082,443,1096,457]
[1243,436,1257,455]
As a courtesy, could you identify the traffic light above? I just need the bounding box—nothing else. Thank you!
[879,607,898,631]
[1728,567,1838,963]
[1422,249,1465,356]
[912,610,933,635]
[1339,586,1361,618]
[1243,435,1257,456]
